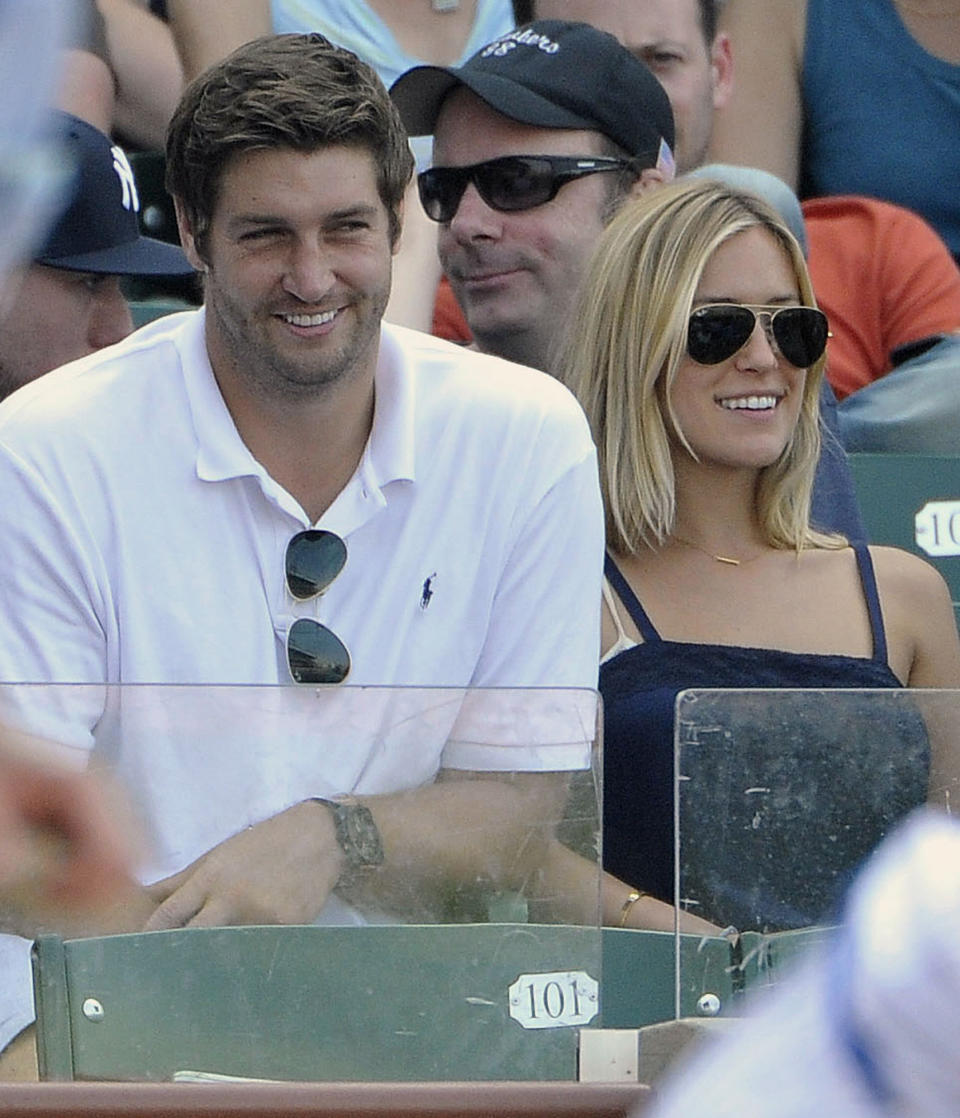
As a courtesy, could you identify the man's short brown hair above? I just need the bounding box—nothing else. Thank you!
[165,33,414,257]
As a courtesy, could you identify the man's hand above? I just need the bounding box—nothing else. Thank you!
[143,800,345,930]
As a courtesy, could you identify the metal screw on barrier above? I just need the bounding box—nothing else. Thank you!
[82,997,104,1023]
[696,992,721,1017]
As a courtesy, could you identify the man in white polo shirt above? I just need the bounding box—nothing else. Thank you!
[0,32,603,1067]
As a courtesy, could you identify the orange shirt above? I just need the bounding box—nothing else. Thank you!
[803,196,960,399]
[432,275,472,345]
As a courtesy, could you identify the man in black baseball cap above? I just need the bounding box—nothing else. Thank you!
[390,20,675,372]
[0,111,195,401]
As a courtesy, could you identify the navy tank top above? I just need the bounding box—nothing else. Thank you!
[600,544,930,930]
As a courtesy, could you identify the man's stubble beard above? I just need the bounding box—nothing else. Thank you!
[206,279,390,403]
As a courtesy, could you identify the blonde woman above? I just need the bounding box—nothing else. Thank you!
[561,179,960,930]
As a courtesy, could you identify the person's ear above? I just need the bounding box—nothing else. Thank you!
[710,32,734,112]
[630,167,667,198]
[173,197,208,272]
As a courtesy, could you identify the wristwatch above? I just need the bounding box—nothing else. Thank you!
[310,795,385,878]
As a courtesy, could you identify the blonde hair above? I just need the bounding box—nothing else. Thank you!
[560,178,842,555]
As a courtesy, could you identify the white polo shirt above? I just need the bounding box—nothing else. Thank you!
[0,310,601,698]
[0,310,603,1047]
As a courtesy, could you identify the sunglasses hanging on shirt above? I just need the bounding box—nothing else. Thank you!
[284,529,351,684]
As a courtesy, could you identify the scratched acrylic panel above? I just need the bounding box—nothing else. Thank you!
[673,687,958,1019]
[0,683,603,1083]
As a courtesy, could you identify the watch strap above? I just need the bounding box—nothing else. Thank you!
[309,795,384,877]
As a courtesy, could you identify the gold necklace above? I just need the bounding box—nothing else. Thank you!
[670,535,768,567]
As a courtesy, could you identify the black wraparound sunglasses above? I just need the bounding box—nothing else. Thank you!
[417,154,639,223]
[285,529,351,684]
[687,303,829,369]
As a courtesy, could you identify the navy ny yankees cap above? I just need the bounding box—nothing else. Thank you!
[36,113,194,275]
[390,20,675,165]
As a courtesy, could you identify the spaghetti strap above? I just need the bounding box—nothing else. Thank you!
[602,578,631,644]
[604,553,661,642]
[852,543,889,664]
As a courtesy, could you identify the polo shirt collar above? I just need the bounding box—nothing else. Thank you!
[183,311,417,493]
[178,309,257,485]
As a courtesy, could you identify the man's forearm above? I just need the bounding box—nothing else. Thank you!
[142,770,576,931]
[342,770,571,920]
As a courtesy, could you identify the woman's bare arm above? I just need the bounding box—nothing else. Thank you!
[164,0,271,81]
[707,0,808,190]
[97,0,184,149]
[873,545,960,811]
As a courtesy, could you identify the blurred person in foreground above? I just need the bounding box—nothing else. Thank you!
[645,806,960,1117]
[0,6,138,1085]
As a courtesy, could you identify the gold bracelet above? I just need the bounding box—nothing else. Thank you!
[618,890,647,927]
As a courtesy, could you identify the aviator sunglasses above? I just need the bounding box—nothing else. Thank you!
[418,154,638,223]
[687,303,829,369]
[285,529,351,684]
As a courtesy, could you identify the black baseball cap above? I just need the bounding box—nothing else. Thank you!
[35,112,195,275]
[390,20,675,164]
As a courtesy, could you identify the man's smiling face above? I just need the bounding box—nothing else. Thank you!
[432,88,619,370]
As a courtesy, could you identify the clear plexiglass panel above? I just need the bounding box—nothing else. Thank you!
[673,687,956,1020]
[0,684,602,1083]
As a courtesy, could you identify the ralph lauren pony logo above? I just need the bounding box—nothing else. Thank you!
[420,572,437,610]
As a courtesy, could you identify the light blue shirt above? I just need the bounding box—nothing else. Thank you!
[271,0,515,168]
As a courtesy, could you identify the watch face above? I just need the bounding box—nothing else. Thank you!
[341,804,384,867]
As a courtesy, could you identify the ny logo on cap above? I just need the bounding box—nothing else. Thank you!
[110,145,140,213]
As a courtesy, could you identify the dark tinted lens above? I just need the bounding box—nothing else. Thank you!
[285,530,347,601]
[287,618,351,684]
[475,157,554,212]
[771,307,829,367]
[688,305,755,365]
[417,167,465,223]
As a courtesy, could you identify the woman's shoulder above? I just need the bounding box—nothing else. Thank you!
[807,541,952,632]
[867,545,960,687]
[867,543,952,602]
